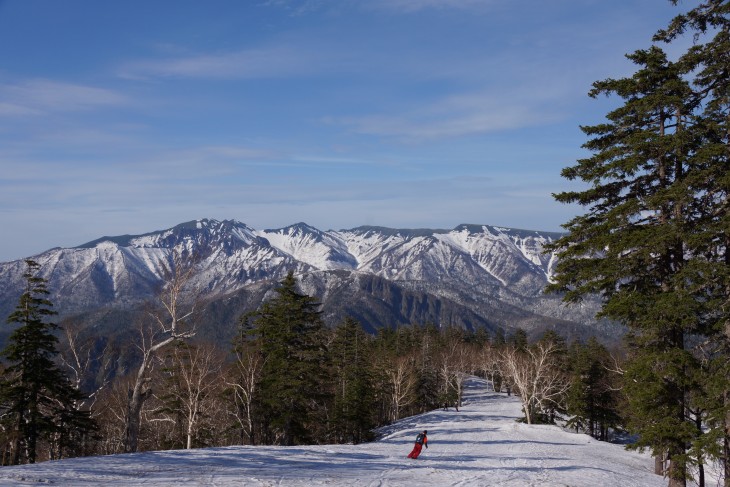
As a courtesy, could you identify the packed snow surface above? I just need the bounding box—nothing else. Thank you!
[0,378,668,486]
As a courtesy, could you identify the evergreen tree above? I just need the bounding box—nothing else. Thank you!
[244,271,328,445]
[492,328,507,348]
[547,43,703,485]
[566,338,622,441]
[414,324,440,413]
[654,2,730,482]
[469,327,491,347]
[508,328,528,352]
[0,260,94,465]
[329,317,376,444]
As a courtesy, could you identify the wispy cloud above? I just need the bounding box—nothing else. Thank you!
[0,79,127,116]
[330,89,564,139]
[265,0,493,15]
[118,45,334,80]
[367,0,493,13]
[292,155,377,165]
[262,0,331,15]
[0,101,40,117]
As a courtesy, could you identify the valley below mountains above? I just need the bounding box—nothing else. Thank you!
[0,219,615,356]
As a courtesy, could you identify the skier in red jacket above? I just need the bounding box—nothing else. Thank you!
[407,430,428,459]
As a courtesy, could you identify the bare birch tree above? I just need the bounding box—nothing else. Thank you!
[227,341,264,445]
[476,343,504,393]
[500,341,569,425]
[123,251,198,453]
[58,321,113,412]
[437,338,471,409]
[91,376,135,455]
[383,356,416,422]
[163,343,223,449]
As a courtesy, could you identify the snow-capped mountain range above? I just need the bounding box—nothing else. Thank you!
[0,219,609,344]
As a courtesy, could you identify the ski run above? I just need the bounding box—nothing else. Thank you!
[0,377,709,486]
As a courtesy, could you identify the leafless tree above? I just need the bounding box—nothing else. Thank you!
[57,320,113,412]
[476,343,503,392]
[227,342,264,445]
[123,251,198,453]
[383,356,416,422]
[155,343,223,449]
[91,376,134,455]
[499,341,569,425]
[437,338,472,409]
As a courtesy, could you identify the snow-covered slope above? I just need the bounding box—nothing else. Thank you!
[0,377,683,487]
[258,223,357,271]
[0,218,598,340]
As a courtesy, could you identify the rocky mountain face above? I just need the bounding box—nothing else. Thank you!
[0,219,612,346]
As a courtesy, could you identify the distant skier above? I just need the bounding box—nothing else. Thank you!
[407,430,428,459]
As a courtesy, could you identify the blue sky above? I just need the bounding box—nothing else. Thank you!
[0,0,689,262]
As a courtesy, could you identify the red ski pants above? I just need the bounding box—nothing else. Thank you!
[407,442,423,459]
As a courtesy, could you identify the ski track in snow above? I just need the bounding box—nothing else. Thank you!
[0,378,671,487]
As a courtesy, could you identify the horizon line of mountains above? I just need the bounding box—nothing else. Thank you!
[0,218,613,352]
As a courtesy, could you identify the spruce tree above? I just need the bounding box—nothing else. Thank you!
[329,317,376,444]
[547,44,702,485]
[508,328,528,352]
[654,2,730,482]
[492,328,507,348]
[0,260,94,464]
[414,324,440,413]
[245,271,328,445]
[566,338,621,441]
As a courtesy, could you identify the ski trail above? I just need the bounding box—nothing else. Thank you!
[0,377,668,487]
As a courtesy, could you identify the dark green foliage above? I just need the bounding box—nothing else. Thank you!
[468,327,491,347]
[546,33,698,487]
[654,2,730,483]
[566,338,622,440]
[508,329,528,352]
[492,328,506,347]
[414,324,442,413]
[548,1,730,483]
[244,271,329,446]
[153,340,192,450]
[538,330,566,353]
[0,260,94,465]
[329,317,376,444]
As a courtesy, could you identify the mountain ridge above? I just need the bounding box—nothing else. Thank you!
[0,218,612,350]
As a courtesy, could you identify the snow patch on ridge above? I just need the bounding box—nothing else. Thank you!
[259,224,356,271]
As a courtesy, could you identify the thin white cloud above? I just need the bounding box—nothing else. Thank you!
[265,0,493,14]
[118,45,332,80]
[292,155,376,165]
[367,0,492,13]
[331,89,564,139]
[0,79,127,116]
[262,0,331,15]
[141,145,280,175]
[0,101,41,116]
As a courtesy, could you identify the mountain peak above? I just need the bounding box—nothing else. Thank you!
[267,222,320,235]
[344,225,447,239]
[0,217,605,345]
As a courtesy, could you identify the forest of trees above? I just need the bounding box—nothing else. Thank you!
[0,262,627,467]
[0,2,726,487]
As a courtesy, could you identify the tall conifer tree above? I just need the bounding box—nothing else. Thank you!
[244,271,328,445]
[653,2,730,483]
[0,260,93,464]
[547,44,702,485]
[565,338,621,441]
[329,317,376,444]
